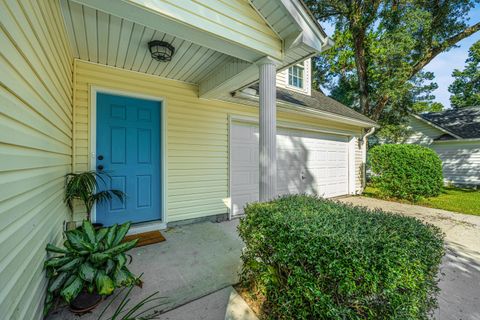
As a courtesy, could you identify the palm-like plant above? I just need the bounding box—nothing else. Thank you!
[65,171,125,221]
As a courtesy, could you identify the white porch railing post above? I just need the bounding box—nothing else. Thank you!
[257,57,277,202]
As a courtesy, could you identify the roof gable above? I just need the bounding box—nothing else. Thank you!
[419,107,480,139]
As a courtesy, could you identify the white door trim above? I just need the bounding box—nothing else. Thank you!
[89,86,168,229]
[228,116,357,217]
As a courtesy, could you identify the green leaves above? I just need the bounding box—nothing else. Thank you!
[79,262,96,282]
[48,272,69,293]
[369,144,443,201]
[304,0,479,122]
[238,195,445,319]
[44,257,72,269]
[65,230,88,251]
[83,220,96,244]
[64,171,126,219]
[46,244,69,254]
[104,240,138,257]
[113,222,131,246]
[57,257,84,272]
[43,221,138,316]
[60,277,83,304]
[91,252,111,264]
[96,271,115,296]
[449,41,480,108]
[105,224,118,249]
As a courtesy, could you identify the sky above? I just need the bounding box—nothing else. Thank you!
[321,5,480,109]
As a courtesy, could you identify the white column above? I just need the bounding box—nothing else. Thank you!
[257,57,277,202]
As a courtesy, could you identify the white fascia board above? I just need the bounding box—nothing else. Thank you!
[410,114,462,139]
[279,0,330,53]
[70,0,281,62]
[199,59,259,99]
[432,138,480,144]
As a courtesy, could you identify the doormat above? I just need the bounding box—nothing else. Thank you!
[124,230,166,248]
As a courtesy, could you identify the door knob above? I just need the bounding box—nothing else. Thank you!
[97,155,104,160]
[97,165,104,171]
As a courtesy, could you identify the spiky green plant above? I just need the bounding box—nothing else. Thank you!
[65,171,125,220]
[97,276,166,320]
[44,220,140,316]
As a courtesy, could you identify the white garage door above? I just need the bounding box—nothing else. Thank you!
[231,122,350,216]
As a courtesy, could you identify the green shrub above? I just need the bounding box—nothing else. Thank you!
[238,195,444,320]
[369,144,443,201]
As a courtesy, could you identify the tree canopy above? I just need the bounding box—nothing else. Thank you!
[449,40,480,108]
[305,0,480,122]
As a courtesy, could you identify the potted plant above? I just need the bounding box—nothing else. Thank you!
[43,220,140,315]
[64,171,125,229]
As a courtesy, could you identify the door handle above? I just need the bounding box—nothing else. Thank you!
[97,155,104,160]
[97,165,104,171]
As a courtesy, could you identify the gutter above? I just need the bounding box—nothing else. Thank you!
[433,137,480,144]
[361,127,376,189]
[232,90,379,129]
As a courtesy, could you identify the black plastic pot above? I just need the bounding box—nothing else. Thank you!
[70,291,103,314]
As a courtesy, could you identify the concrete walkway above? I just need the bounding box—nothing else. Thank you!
[158,286,257,320]
[339,196,480,320]
[48,220,245,320]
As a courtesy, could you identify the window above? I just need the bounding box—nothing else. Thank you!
[288,64,304,89]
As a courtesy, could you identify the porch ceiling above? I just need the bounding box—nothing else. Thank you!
[60,0,329,97]
[60,0,231,84]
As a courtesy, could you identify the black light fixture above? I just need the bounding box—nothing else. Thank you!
[148,40,175,62]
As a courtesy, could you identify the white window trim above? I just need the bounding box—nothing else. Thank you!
[288,64,305,89]
[283,59,312,96]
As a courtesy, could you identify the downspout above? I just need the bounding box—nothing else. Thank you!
[361,127,376,190]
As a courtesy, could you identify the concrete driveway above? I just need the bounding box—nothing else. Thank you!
[339,196,480,320]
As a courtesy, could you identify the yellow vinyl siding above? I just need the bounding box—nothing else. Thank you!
[0,0,72,318]
[73,60,365,223]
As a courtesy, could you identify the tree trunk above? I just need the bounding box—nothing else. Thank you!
[353,28,369,115]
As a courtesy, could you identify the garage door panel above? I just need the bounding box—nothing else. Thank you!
[231,123,350,216]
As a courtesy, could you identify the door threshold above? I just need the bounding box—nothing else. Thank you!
[128,220,167,235]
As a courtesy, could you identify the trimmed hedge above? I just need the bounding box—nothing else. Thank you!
[369,144,443,201]
[238,195,444,320]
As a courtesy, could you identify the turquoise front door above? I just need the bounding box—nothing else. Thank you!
[96,93,161,226]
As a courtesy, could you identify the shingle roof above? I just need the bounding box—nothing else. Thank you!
[419,107,480,139]
[250,84,377,126]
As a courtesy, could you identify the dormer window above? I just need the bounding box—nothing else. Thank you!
[288,64,304,89]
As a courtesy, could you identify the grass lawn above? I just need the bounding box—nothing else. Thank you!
[363,186,480,216]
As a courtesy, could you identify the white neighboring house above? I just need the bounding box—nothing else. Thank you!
[405,108,480,186]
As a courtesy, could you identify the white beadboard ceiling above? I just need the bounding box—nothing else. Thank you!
[250,0,300,39]
[60,0,231,84]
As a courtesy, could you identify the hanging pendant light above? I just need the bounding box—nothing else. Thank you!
[148,40,175,62]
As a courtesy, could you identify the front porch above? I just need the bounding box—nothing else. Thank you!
[47,220,245,319]
[0,0,346,317]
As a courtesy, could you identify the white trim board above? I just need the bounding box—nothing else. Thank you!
[89,86,168,227]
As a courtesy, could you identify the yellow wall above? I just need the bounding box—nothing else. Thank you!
[73,60,365,223]
[0,0,73,318]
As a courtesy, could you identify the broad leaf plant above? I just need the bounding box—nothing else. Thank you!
[43,220,139,315]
